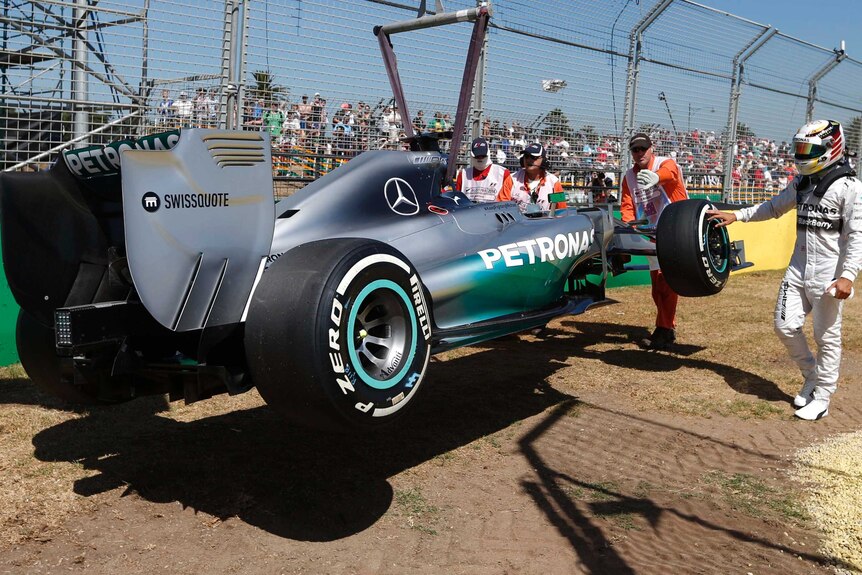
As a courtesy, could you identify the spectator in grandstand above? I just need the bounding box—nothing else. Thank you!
[385,105,402,144]
[708,119,862,421]
[356,102,371,126]
[250,98,265,125]
[604,176,617,202]
[337,102,355,127]
[205,88,218,128]
[510,143,567,214]
[412,110,425,134]
[282,109,302,146]
[262,101,284,139]
[620,132,689,350]
[308,94,325,144]
[332,116,353,156]
[297,95,312,129]
[377,108,391,145]
[455,137,513,203]
[428,111,446,132]
[589,171,609,203]
[193,88,208,127]
[173,91,193,127]
[318,98,328,137]
[156,89,175,127]
[495,146,507,166]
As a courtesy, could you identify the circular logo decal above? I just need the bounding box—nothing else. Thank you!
[383,178,420,216]
[142,192,160,212]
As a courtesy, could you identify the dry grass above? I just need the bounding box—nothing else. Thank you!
[0,268,858,561]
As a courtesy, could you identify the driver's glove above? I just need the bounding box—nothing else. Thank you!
[636,169,659,190]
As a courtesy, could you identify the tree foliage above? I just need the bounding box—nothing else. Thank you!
[541,108,574,141]
[248,70,288,104]
[735,122,755,139]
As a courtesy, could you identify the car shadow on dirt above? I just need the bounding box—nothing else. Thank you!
[554,320,793,403]
[0,375,160,411]
[30,340,576,542]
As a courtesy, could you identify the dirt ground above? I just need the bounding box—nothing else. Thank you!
[2,269,861,575]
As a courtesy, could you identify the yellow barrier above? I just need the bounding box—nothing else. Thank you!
[726,208,795,274]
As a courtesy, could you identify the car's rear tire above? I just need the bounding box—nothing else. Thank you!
[244,239,432,430]
[16,310,106,404]
[656,199,731,297]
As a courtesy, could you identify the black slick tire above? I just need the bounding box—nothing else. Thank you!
[656,199,731,297]
[244,239,432,430]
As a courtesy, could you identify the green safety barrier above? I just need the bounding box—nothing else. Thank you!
[0,266,18,366]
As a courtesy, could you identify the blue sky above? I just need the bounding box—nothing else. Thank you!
[697,0,859,50]
[5,0,859,142]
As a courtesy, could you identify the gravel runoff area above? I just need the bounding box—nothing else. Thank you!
[794,431,862,574]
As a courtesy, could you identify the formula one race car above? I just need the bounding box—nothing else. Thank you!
[0,127,744,430]
[0,7,746,431]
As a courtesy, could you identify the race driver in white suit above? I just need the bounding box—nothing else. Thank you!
[709,119,862,420]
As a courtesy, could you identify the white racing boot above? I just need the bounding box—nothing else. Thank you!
[794,398,829,421]
[793,379,817,408]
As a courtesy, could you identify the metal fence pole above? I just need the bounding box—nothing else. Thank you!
[73,0,89,144]
[138,0,150,136]
[722,27,776,201]
[470,1,488,141]
[806,44,847,122]
[621,0,673,176]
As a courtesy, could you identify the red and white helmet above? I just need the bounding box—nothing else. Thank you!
[792,119,845,176]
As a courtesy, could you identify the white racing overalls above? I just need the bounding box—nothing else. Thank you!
[735,167,862,400]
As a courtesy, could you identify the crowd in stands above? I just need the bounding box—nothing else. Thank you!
[153,87,797,199]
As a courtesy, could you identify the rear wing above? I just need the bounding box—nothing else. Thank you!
[121,129,275,331]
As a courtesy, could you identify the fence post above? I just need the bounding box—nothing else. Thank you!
[73,0,89,144]
[806,44,847,122]
[223,0,248,130]
[722,27,776,201]
[470,0,488,140]
[621,0,673,175]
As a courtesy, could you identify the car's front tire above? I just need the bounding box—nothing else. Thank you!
[244,239,432,430]
[656,199,731,297]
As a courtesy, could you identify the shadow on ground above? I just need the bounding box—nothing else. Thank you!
[29,337,573,542]
[18,319,801,573]
[556,320,793,403]
[518,401,845,575]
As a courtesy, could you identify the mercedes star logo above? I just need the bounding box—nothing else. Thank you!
[384,178,420,216]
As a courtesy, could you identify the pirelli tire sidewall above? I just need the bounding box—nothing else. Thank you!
[319,245,432,425]
[246,239,432,429]
[656,199,731,297]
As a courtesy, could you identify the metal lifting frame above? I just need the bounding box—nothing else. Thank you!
[620,0,673,176]
[220,0,248,130]
[806,45,847,122]
[721,26,776,199]
[374,3,490,184]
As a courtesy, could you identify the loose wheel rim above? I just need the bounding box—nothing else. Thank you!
[346,279,417,390]
[704,219,730,273]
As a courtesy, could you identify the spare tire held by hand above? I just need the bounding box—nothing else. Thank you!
[656,199,731,297]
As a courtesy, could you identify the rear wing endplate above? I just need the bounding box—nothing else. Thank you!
[121,129,275,331]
